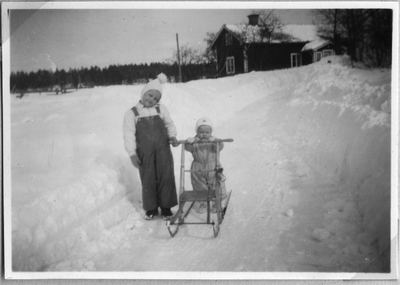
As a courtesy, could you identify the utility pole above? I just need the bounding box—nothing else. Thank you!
[176,33,182,82]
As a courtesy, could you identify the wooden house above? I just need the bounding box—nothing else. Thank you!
[211,14,335,77]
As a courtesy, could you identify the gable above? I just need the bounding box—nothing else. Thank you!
[210,25,243,50]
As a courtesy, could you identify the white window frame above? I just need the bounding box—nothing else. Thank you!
[226,56,235,74]
[225,33,232,46]
[322,49,335,57]
[314,51,323,62]
[291,53,302,67]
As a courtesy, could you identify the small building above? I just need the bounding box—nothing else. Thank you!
[301,39,336,65]
[211,14,335,77]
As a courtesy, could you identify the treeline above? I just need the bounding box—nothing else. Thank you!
[314,9,392,68]
[10,62,216,93]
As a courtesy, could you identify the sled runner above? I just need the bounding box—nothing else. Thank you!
[166,139,233,238]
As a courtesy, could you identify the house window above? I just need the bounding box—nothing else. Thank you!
[314,49,335,62]
[314,51,323,62]
[226,57,235,74]
[225,33,232,46]
[323,49,335,57]
[291,53,302,67]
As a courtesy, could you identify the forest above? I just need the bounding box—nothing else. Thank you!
[10,62,216,95]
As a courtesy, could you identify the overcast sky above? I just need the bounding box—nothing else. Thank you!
[7,3,318,73]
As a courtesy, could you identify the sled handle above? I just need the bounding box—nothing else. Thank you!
[173,138,234,145]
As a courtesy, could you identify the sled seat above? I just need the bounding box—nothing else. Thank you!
[179,190,215,202]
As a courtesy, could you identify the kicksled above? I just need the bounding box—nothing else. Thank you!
[166,139,233,238]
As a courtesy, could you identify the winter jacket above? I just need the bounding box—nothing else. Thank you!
[185,136,227,200]
[123,101,177,156]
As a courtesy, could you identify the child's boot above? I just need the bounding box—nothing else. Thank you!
[161,207,173,220]
[145,208,158,220]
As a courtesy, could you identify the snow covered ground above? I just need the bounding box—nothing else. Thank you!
[5,55,396,278]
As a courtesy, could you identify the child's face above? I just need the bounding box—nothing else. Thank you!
[197,125,212,141]
[142,90,161,107]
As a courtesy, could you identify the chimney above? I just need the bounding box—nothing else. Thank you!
[247,14,259,26]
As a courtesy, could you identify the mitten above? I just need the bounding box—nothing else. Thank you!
[130,154,141,168]
[169,137,179,147]
[186,137,195,144]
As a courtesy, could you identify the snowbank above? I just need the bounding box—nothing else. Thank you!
[286,56,391,265]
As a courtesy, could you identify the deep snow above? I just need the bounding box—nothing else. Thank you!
[6,55,395,277]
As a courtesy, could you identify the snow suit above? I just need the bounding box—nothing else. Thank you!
[185,137,227,200]
[123,102,178,211]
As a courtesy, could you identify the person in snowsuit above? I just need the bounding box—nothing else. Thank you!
[185,118,227,213]
[123,73,179,220]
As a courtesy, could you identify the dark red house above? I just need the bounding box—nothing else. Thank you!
[211,14,335,77]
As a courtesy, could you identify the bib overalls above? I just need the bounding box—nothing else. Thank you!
[132,106,178,211]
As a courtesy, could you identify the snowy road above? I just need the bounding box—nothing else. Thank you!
[8,56,392,275]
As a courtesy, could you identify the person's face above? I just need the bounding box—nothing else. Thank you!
[142,90,161,107]
[197,125,212,141]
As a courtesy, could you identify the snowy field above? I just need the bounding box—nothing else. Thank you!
[5,55,396,278]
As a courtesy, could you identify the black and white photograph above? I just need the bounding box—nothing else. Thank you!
[2,1,398,281]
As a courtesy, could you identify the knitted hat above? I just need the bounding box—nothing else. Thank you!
[195,117,213,133]
[141,73,168,98]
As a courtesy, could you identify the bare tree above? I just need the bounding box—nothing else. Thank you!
[254,10,283,42]
[203,32,217,64]
[170,43,202,66]
[313,9,342,39]
[235,10,283,70]
[169,43,204,81]
[313,9,344,55]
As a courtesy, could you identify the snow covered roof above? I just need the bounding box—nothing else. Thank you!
[210,24,237,48]
[224,24,247,42]
[301,38,332,52]
[280,25,317,42]
[212,24,319,47]
[225,24,264,43]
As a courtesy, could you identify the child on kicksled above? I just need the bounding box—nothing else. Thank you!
[123,73,179,220]
[185,118,228,213]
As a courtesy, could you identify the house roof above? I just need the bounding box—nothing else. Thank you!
[281,25,317,42]
[210,24,244,49]
[301,38,332,52]
[225,24,264,43]
[211,23,319,49]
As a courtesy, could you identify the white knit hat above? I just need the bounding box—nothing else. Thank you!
[195,117,213,133]
[141,73,168,98]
